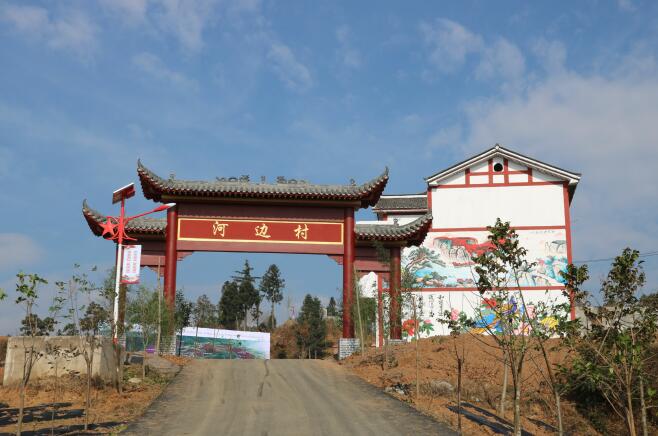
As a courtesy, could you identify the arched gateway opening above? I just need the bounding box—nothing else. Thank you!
[82,161,431,354]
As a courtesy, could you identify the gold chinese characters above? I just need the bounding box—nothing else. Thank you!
[294,223,309,240]
[212,221,229,238]
[255,223,271,239]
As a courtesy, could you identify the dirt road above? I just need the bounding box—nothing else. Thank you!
[124,359,455,435]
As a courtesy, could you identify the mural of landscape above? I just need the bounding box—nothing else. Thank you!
[408,229,569,288]
[178,327,270,359]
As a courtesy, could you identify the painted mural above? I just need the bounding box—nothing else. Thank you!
[178,327,270,359]
[394,289,568,340]
[408,229,569,289]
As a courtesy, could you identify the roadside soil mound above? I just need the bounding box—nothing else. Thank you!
[0,361,169,434]
[341,335,601,435]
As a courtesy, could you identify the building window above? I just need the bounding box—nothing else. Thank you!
[493,162,504,172]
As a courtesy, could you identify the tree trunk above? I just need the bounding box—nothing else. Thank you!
[626,383,638,436]
[554,389,564,436]
[85,359,91,431]
[499,352,508,417]
[18,380,25,436]
[355,280,365,355]
[157,261,162,354]
[457,350,463,434]
[513,376,522,436]
[640,376,648,436]
[143,336,147,380]
[271,302,275,331]
[414,303,420,401]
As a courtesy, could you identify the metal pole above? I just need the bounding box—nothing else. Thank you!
[112,198,125,342]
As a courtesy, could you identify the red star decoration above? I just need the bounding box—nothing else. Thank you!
[100,217,117,239]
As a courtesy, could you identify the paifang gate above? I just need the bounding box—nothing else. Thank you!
[83,161,432,340]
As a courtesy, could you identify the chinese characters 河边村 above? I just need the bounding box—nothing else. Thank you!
[212,221,229,238]
[255,223,271,239]
[294,223,309,240]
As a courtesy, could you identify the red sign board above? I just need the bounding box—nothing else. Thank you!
[177,218,344,246]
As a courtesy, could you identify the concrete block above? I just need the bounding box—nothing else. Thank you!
[2,336,117,386]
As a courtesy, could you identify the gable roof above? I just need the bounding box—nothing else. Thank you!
[138,160,388,208]
[425,144,581,200]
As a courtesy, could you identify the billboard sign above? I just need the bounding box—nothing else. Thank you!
[178,327,270,360]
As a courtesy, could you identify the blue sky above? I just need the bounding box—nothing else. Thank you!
[2,0,658,334]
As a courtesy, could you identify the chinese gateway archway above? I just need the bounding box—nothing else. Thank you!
[83,161,431,340]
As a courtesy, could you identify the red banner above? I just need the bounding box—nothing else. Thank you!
[177,218,344,245]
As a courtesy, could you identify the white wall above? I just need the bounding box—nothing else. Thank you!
[431,183,566,228]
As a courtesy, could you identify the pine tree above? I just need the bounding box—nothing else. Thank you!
[260,264,285,330]
[218,281,241,329]
[296,294,326,358]
[327,297,337,317]
[233,260,260,329]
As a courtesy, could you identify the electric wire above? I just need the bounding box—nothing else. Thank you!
[573,251,658,264]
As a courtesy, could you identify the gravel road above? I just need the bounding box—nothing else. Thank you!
[124,359,455,436]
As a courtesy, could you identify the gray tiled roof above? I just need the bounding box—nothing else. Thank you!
[138,160,388,207]
[82,200,166,237]
[355,213,432,244]
[84,200,432,245]
[373,195,427,212]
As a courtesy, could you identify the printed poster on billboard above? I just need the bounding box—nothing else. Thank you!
[178,327,270,359]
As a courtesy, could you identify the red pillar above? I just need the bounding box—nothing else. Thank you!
[164,205,178,309]
[389,246,402,340]
[342,207,355,338]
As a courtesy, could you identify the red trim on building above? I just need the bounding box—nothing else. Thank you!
[429,225,566,233]
[464,168,470,185]
[562,182,575,321]
[488,159,493,184]
[528,168,533,182]
[435,180,563,189]
[503,158,509,184]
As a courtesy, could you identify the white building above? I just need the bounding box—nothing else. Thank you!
[359,144,581,342]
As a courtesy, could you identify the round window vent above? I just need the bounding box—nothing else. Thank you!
[493,162,504,172]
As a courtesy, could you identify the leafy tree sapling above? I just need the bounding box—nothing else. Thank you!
[14,272,48,436]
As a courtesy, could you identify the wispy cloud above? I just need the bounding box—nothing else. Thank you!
[152,0,219,53]
[132,52,198,90]
[617,0,636,12]
[0,233,43,272]
[420,18,525,84]
[450,52,658,258]
[100,0,149,24]
[336,25,362,69]
[267,42,313,91]
[1,4,98,58]
[420,18,483,73]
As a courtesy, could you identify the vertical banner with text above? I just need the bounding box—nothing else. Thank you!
[121,244,142,284]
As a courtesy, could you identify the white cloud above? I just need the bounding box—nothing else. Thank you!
[100,0,149,24]
[336,25,362,69]
[532,39,567,74]
[153,0,218,52]
[1,4,98,57]
[267,43,313,91]
[132,52,197,90]
[476,38,526,81]
[421,18,525,84]
[454,60,658,257]
[0,233,43,271]
[617,0,636,12]
[420,18,483,73]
